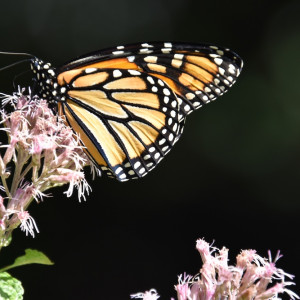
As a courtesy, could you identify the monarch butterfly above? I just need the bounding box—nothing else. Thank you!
[28,42,243,182]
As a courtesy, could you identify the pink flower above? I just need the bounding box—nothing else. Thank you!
[0,90,94,243]
[131,289,160,300]
[17,210,39,237]
[175,274,193,300]
[133,238,299,300]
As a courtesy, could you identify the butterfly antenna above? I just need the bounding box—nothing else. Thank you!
[0,58,33,73]
[0,51,35,73]
[0,51,35,58]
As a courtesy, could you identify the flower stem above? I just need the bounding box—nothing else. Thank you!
[19,161,34,183]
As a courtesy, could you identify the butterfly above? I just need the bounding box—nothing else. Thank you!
[29,42,243,182]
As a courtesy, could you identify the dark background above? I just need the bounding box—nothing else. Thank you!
[0,0,300,299]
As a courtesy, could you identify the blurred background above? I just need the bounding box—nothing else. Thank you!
[0,0,300,299]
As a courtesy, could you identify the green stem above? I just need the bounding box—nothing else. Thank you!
[0,174,11,199]
[10,152,24,197]
[19,161,34,182]
[10,151,31,197]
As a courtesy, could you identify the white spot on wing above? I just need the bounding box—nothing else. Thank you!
[161,48,171,53]
[144,56,158,63]
[147,76,155,84]
[184,105,190,111]
[142,43,153,48]
[174,54,184,59]
[186,93,195,100]
[127,56,135,62]
[228,64,236,74]
[128,70,141,75]
[115,167,123,175]
[113,70,122,78]
[134,162,141,169]
[85,68,97,73]
[219,67,225,75]
[159,139,166,145]
[214,58,223,65]
[139,168,145,174]
[163,88,171,96]
[119,174,127,180]
[140,48,153,54]
[158,79,164,86]
[112,50,124,55]
[154,153,160,159]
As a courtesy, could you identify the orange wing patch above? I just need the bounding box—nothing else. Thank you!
[108,121,146,159]
[79,58,140,71]
[183,62,214,84]
[57,58,140,86]
[112,92,160,109]
[128,121,160,145]
[124,105,166,130]
[68,90,128,118]
[72,72,109,87]
[104,77,147,90]
[178,73,205,91]
[147,63,167,73]
[62,103,108,166]
[67,99,126,167]
[185,56,218,74]
[57,69,82,85]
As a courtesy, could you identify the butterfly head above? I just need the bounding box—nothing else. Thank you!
[30,58,64,104]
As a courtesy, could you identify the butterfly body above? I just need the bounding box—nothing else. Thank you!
[29,42,243,181]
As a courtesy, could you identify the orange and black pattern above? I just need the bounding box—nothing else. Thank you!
[30,42,243,181]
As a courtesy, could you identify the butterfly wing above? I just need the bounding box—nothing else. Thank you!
[55,42,243,181]
[57,42,243,120]
[58,68,184,181]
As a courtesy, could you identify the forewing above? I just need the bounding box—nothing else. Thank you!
[57,42,243,120]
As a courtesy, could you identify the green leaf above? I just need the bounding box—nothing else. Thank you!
[0,272,24,300]
[0,249,54,273]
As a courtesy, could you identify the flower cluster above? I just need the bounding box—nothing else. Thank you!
[132,238,298,300]
[0,90,93,245]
